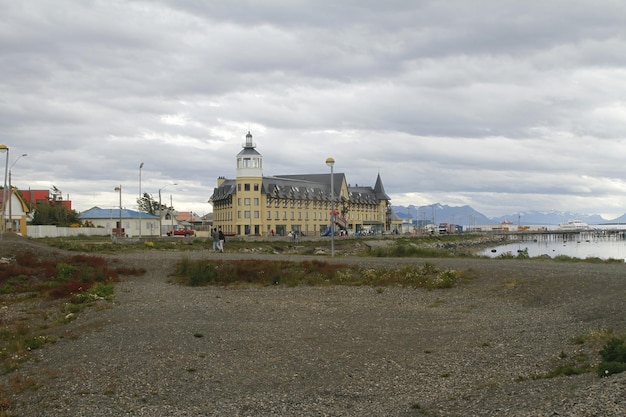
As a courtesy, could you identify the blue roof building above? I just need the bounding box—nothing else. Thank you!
[78,206,163,237]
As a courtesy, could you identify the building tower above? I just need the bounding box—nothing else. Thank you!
[235,131,263,235]
[236,131,263,177]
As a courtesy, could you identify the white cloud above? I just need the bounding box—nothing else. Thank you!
[2,0,626,219]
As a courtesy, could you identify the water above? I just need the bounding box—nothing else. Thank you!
[478,232,626,261]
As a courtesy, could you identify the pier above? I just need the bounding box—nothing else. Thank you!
[492,228,626,243]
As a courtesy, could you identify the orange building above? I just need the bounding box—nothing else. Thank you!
[19,189,72,210]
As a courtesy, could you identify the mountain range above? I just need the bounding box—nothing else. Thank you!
[392,203,626,226]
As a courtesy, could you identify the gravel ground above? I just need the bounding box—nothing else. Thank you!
[2,236,626,416]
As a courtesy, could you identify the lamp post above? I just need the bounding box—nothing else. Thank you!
[325,157,335,257]
[0,144,8,240]
[158,183,177,236]
[139,162,144,238]
[8,153,27,232]
[114,185,122,237]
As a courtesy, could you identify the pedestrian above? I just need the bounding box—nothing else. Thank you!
[218,229,225,253]
[212,228,219,251]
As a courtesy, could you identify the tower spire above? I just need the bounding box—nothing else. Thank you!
[244,131,255,149]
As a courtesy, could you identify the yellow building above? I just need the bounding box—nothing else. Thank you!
[209,132,393,236]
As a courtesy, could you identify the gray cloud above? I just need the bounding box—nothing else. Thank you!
[2,0,626,219]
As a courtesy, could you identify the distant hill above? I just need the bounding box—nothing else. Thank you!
[603,213,626,224]
[392,204,622,226]
[392,203,493,226]
[490,211,607,225]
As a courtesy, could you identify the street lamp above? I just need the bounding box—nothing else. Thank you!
[114,185,122,237]
[0,144,8,240]
[9,153,27,232]
[325,157,335,257]
[158,183,177,236]
[139,162,144,238]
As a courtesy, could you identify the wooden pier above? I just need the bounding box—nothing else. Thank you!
[492,228,626,242]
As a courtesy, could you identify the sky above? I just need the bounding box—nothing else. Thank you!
[2,1,626,220]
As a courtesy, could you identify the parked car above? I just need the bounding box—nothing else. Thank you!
[166,228,195,237]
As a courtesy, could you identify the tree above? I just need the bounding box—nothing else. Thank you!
[31,201,79,226]
[137,192,160,215]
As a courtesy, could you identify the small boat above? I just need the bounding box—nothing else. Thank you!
[558,220,589,230]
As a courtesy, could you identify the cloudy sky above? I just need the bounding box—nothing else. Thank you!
[2,1,626,219]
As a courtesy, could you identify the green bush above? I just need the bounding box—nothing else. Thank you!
[598,361,626,377]
[516,248,530,259]
[598,337,626,377]
[543,365,587,378]
[599,337,626,362]
[88,282,115,298]
[56,263,77,281]
[173,259,468,289]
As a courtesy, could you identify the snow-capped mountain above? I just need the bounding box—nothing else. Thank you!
[392,204,621,226]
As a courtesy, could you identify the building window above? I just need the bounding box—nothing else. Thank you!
[275,211,279,220]
[244,198,251,205]
[254,198,259,206]
[244,183,250,191]
[254,183,259,191]
[283,211,287,220]
[238,184,241,191]
[254,211,259,219]
[245,211,251,219]
[267,211,271,220]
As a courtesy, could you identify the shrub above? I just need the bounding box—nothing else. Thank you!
[173,259,468,289]
[599,337,626,363]
[496,251,515,259]
[432,270,459,289]
[598,362,626,377]
[543,365,588,378]
[88,282,115,298]
[516,248,530,259]
[598,337,626,377]
[55,263,77,282]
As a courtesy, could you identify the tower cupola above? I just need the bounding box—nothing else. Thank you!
[236,131,263,178]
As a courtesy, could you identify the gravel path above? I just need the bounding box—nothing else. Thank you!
[5,247,626,416]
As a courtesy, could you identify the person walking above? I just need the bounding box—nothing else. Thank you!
[212,228,220,251]
[218,229,225,253]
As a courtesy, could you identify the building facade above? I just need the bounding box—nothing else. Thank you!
[78,207,161,237]
[1,188,30,235]
[209,132,393,237]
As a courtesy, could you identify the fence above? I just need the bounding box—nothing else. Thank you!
[27,226,111,239]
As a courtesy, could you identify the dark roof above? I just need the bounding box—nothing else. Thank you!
[237,147,261,156]
[209,173,390,206]
[209,179,236,202]
[374,173,391,200]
